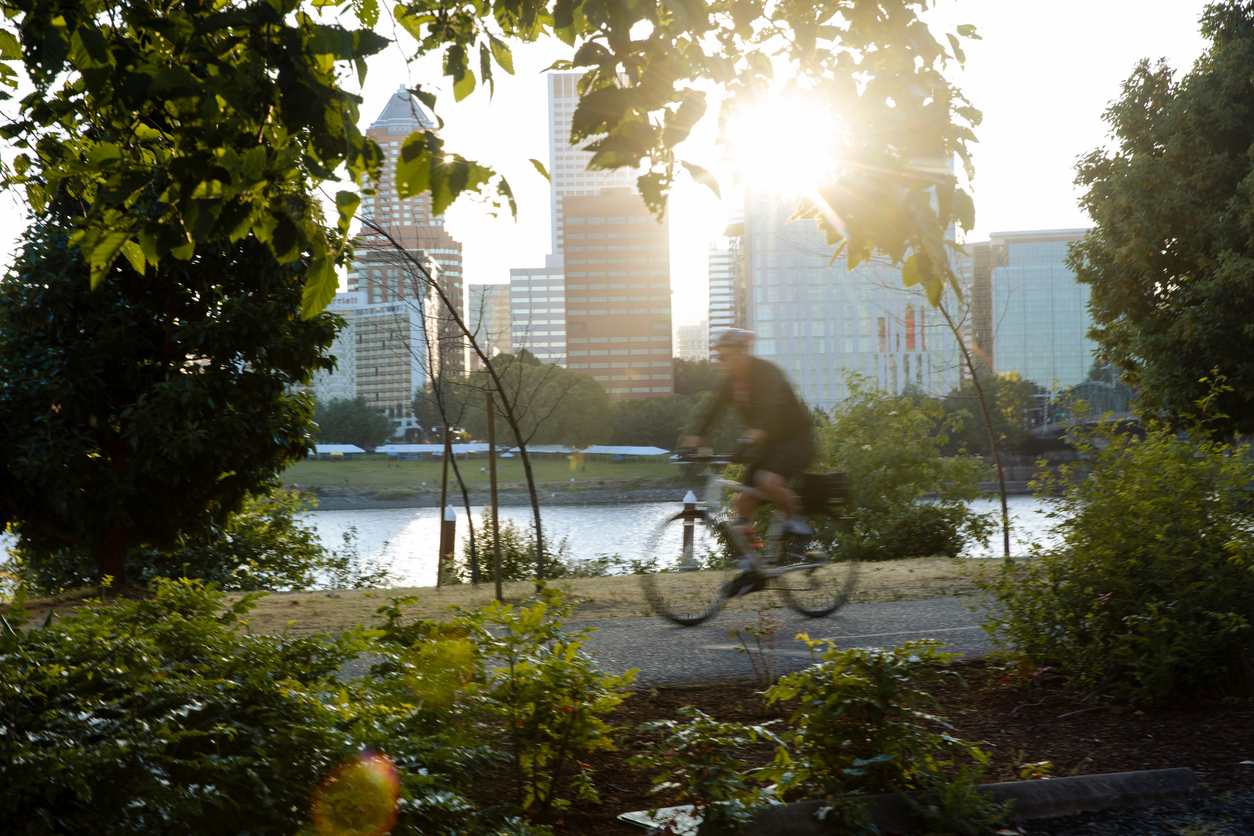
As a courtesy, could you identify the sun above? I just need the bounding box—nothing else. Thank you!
[724,94,844,194]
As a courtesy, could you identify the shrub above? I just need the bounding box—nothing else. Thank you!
[0,579,545,836]
[375,586,636,812]
[980,426,1254,702]
[3,489,395,595]
[454,513,573,583]
[816,376,991,560]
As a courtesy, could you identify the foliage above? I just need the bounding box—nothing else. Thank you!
[3,490,395,595]
[0,579,550,836]
[0,0,390,314]
[673,358,720,397]
[941,372,1043,456]
[0,212,337,588]
[1070,3,1254,434]
[979,425,1254,702]
[817,376,991,560]
[0,0,981,318]
[631,707,784,831]
[760,639,1009,833]
[685,389,746,453]
[454,512,588,583]
[609,393,693,449]
[377,587,636,812]
[459,356,612,446]
[728,608,782,689]
[314,396,397,449]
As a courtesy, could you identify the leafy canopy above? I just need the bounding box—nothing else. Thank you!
[0,0,980,315]
[314,395,398,449]
[1071,1,1254,433]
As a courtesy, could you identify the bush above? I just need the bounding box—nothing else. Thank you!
[3,489,395,595]
[454,513,578,583]
[980,427,1254,702]
[375,586,636,812]
[860,503,994,563]
[0,579,547,836]
[816,376,991,560]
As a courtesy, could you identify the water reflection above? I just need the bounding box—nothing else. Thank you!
[0,495,1062,589]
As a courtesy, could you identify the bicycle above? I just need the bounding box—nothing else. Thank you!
[640,451,859,626]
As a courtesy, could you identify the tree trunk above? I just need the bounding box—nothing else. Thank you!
[446,451,478,584]
[95,528,131,591]
[938,304,1012,561]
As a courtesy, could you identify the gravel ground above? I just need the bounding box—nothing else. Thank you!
[1016,790,1254,835]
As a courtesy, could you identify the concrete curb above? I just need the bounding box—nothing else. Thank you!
[684,767,1204,835]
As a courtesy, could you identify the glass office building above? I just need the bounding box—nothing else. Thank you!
[742,189,964,411]
[987,229,1094,390]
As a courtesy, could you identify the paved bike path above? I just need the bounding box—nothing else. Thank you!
[575,596,994,688]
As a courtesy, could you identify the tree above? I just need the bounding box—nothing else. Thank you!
[673,358,720,397]
[0,0,981,318]
[941,372,1041,456]
[0,211,337,589]
[314,396,397,449]
[610,394,694,449]
[1071,2,1254,434]
[459,356,612,447]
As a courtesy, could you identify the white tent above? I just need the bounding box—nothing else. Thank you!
[315,444,366,455]
[506,445,577,455]
[376,443,493,455]
[579,445,671,457]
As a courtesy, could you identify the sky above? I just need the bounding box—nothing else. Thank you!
[0,1,1215,329]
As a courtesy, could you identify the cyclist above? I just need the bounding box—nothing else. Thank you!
[682,328,815,572]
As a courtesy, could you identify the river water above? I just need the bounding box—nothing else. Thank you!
[303,494,1061,587]
[0,495,1061,589]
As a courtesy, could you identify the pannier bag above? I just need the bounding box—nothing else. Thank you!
[798,472,851,513]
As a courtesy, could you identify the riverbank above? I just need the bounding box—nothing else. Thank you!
[304,479,1036,510]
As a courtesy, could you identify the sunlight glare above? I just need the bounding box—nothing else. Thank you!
[726,96,842,194]
[312,751,401,836]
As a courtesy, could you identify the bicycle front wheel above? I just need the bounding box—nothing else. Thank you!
[772,515,859,618]
[640,510,741,626]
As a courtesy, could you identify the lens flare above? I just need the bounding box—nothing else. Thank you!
[312,751,401,836]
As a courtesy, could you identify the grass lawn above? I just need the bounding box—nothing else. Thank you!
[283,456,679,489]
[8,557,993,636]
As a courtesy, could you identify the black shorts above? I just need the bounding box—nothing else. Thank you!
[744,436,815,486]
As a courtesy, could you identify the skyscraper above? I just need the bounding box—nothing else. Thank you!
[547,72,639,254]
[563,189,673,399]
[741,188,964,409]
[982,229,1094,390]
[467,283,511,371]
[356,86,467,378]
[510,254,567,365]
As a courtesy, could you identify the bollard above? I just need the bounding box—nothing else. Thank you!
[438,505,456,587]
[682,490,698,556]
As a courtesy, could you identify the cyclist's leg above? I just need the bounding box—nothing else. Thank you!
[751,437,815,531]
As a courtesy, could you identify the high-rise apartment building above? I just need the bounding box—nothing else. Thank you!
[467,283,511,371]
[510,254,567,365]
[676,321,709,361]
[979,229,1094,390]
[741,188,964,410]
[547,72,639,254]
[564,189,673,399]
[355,86,467,378]
[708,239,745,334]
[309,285,442,440]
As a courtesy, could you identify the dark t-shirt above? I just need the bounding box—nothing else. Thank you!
[695,356,812,445]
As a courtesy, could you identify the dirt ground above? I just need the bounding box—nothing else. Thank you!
[3,556,990,635]
[523,661,1254,835]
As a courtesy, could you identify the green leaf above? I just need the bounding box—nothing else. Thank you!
[681,161,720,199]
[301,255,338,320]
[479,42,494,98]
[352,0,380,28]
[453,66,476,102]
[335,189,360,237]
[529,158,550,182]
[120,241,146,275]
[956,24,981,40]
[69,24,113,70]
[0,29,20,61]
[85,142,122,169]
[489,34,514,74]
[395,131,434,199]
[87,230,131,288]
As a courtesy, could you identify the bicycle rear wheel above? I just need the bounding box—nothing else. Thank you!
[771,513,859,618]
[640,510,741,626]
